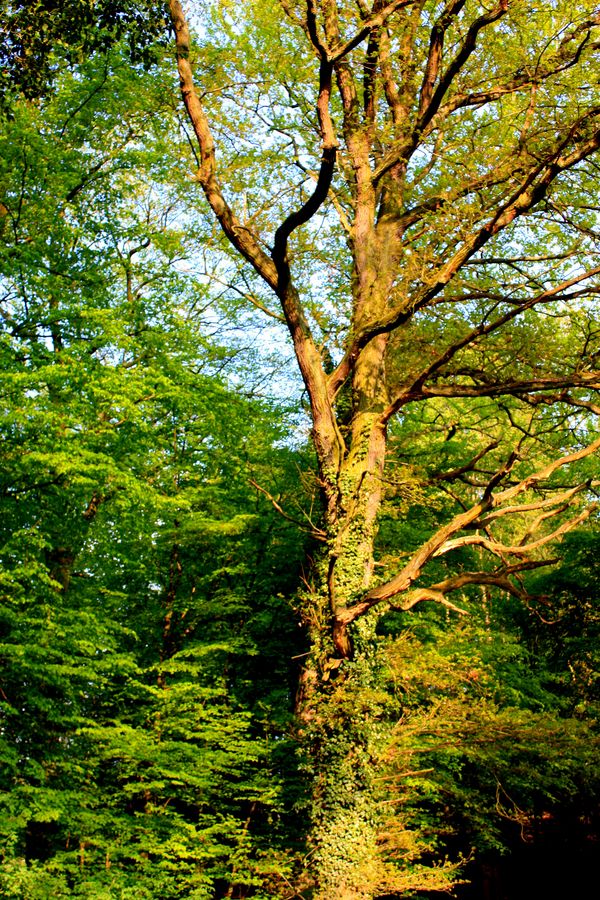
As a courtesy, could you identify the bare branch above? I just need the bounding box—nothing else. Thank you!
[438,504,597,559]
[339,432,600,621]
[328,0,415,62]
[396,559,555,611]
[382,265,600,419]
[394,590,469,614]
[250,479,327,540]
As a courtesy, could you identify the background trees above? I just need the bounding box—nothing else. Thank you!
[0,0,168,103]
[0,43,309,898]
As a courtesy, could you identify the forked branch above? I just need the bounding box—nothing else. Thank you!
[337,434,600,623]
[395,559,555,613]
[168,0,278,291]
[329,116,600,397]
[169,0,345,480]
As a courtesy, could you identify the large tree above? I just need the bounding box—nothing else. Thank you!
[166,0,600,896]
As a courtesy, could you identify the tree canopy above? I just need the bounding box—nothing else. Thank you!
[0,0,168,102]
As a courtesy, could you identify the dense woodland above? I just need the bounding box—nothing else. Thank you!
[1,1,600,898]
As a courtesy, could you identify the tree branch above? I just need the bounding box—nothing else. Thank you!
[382,264,600,419]
[272,51,338,291]
[396,559,556,612]
[437,504,597,560]
[416,0,467,120]
[339,433,600,621]
[407,372,600,405]
[168,0,279,291]
[169,0,345,483]
[373,13,599,184]
[330,116,600,397]
[426,440,499,484]
[249,479,327,540]
[328,0,415,62]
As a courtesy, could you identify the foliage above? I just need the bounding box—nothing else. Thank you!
[381,612,600,862]
[0,0,169,103]
[0,48,309,898]
[2,3,600,899]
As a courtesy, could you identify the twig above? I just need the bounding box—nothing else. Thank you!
[249,479,326,540]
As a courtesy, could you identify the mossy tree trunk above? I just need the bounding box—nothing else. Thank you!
[294,336,413,899]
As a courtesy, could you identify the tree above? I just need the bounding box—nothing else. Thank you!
[0,48,310,898]
[166,1,600,896]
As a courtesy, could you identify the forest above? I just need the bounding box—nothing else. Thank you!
[0,1,599,898]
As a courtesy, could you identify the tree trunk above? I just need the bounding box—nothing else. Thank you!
[297,570,385,897]
[298,387,393,898]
